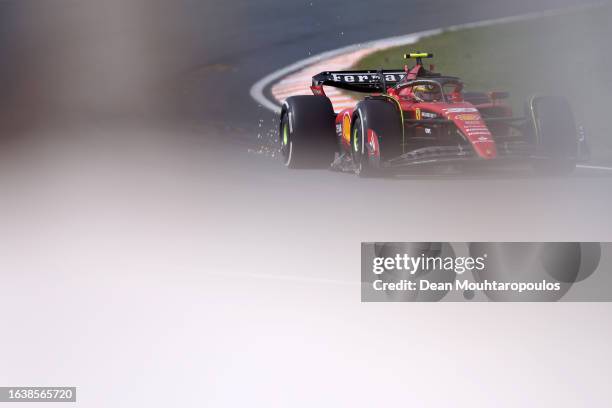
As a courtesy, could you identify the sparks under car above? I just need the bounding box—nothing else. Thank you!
[278,52,588,176]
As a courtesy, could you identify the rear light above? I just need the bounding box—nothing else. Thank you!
[310,85,326,96]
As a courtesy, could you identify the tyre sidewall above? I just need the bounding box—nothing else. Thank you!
[529,95,577,175]
[352,99,403,176]
[280,96,336,169]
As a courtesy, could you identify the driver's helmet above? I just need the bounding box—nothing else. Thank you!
[413,84,442,102]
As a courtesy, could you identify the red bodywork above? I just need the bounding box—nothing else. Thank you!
[325,63,512,161]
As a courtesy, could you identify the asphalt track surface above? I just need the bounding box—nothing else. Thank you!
[1,1,612,407]
[187,0,600,139]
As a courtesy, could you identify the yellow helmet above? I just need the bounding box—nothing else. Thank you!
[413,84,441,102]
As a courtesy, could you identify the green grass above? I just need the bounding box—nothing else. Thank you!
[353,4,612,162]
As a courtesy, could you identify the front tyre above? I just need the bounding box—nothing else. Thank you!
[279,96,336,169]
[529,95,577,176]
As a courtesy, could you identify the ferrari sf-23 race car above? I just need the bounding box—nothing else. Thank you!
[278,52,588,176]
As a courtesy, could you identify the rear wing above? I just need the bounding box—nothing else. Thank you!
[312,70,407,93]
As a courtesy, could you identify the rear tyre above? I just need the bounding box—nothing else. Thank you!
[351,99,403,177]
[279,96,336,169]
[350,115,378,177]
[529,95,577,176]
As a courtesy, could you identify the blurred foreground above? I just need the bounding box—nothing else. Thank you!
[1,1,611,407]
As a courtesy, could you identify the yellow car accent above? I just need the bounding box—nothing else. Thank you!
[282,122,289,145]
[343,114,351,145]
[404,52,433,59]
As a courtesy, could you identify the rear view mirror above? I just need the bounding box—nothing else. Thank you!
[489,91,510,100]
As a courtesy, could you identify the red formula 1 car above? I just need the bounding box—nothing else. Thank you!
[278,52,588,176]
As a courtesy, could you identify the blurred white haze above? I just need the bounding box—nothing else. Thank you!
[1,1,611,407]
